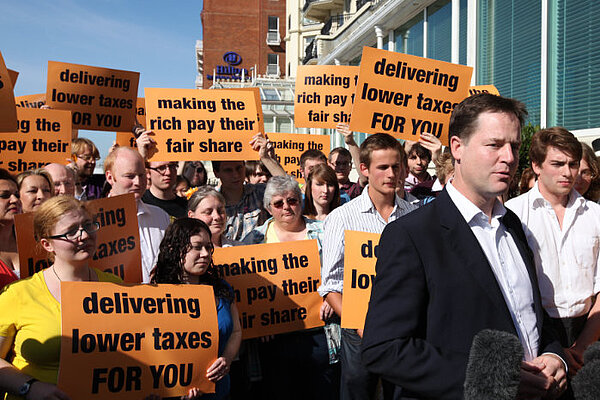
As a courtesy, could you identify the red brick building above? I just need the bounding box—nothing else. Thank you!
[201,0,286,88]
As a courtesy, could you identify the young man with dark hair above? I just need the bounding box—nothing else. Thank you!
[404,143,432,190]
[142,161,187,219]
[320,133,416,400]
[299,149,328,182]
[507,128,599,392]
[362,93,566,399]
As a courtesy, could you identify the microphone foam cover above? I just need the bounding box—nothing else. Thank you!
[464,329,523,400]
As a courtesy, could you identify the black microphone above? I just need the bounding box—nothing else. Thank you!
[464,329,523,400]
[572,341,600,400]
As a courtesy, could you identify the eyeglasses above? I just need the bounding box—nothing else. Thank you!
[195,167,205,174]
[148,163,178,174]
[76,154,99,162]
[48,221,100,241]
[271,197,300,209]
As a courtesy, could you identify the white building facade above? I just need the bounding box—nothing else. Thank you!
[286,0,600,143]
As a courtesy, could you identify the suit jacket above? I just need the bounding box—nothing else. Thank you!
[361,189,562,400]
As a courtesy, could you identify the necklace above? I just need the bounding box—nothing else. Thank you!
[52,265,92,282]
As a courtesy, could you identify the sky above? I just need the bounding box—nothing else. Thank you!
[0,0,204,161]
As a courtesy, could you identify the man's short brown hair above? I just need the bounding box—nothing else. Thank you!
[359,133,405,169]
[529,127,582,167]
[449,93,528,143]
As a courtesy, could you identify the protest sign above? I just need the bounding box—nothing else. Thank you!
[15,194,142,282]
[267,132,330,183]
[226,87,265,133]
[341,231,380,330]
[14,212,52,278]
[350,47,473,145]
[0,51,18,132]
[295,65,359,128]
[468,84,500,96]
[115,98,146,148]
[0,107,71,173]
[145,88,260,161]
[46,61,139,131]
[213,240,323,339]
[15,93,46,108]
[7,69,18,87]
[59,282,218,399]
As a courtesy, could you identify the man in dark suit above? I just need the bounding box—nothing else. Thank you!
[361,93,567,400]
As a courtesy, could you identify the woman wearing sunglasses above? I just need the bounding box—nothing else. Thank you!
[0,196,122,400]
[242,175,339,400]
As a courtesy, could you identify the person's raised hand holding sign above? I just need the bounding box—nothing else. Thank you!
[133,121,157,161]
[250,132,285,177]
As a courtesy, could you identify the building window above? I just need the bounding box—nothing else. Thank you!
[395,13,424,57]
[477,0,541,125]
[267,54,279,76]
[427,0,452,62]
[267,16,281,45]
[304,35,316,47]
[548,0,600,130]
[269,16,279,32]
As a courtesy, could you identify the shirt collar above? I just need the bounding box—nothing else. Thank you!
[446,181,506,225]
[529,182,586,210]
[137,199,149,216]
[357,184,408,214]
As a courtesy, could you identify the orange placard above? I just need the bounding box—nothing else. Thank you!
[267,132,330,183]
[15,194,143,283]
[59,282,218,399]
[7,68,18,87]
[0,51,18,132]
[14,212,52,277]
[349,47,473,145]
[15,93,46,108]
[226,87,265,133]
[0,108,71,172]
[468,84,500,96]
[213,240,324,339]
[295,65,359,128]
[340,231,380,329]
[115,98,146,148]
[145,88,260,161]
[46,61,139,131]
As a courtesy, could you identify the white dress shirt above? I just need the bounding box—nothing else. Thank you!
[137,200,170,283]
[446,183,539,361]
[506,184,600,318]
[318,185,417,297]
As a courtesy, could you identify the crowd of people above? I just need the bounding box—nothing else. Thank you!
[0,92,599,399]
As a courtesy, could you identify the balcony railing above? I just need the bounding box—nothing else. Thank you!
[321,13,354,35]
[266,64,280,76]
[266,31,281,46]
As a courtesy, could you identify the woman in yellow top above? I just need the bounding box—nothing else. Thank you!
[0,196,122,399]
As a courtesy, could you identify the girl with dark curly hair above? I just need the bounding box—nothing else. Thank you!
[151,218,241,400]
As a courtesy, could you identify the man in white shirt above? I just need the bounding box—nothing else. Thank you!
[506,127,600,380]
[319,133,417,400]
[104,147,170,283]
[362,93,566,400]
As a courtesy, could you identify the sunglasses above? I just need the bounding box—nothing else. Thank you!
[271,197,300,209]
